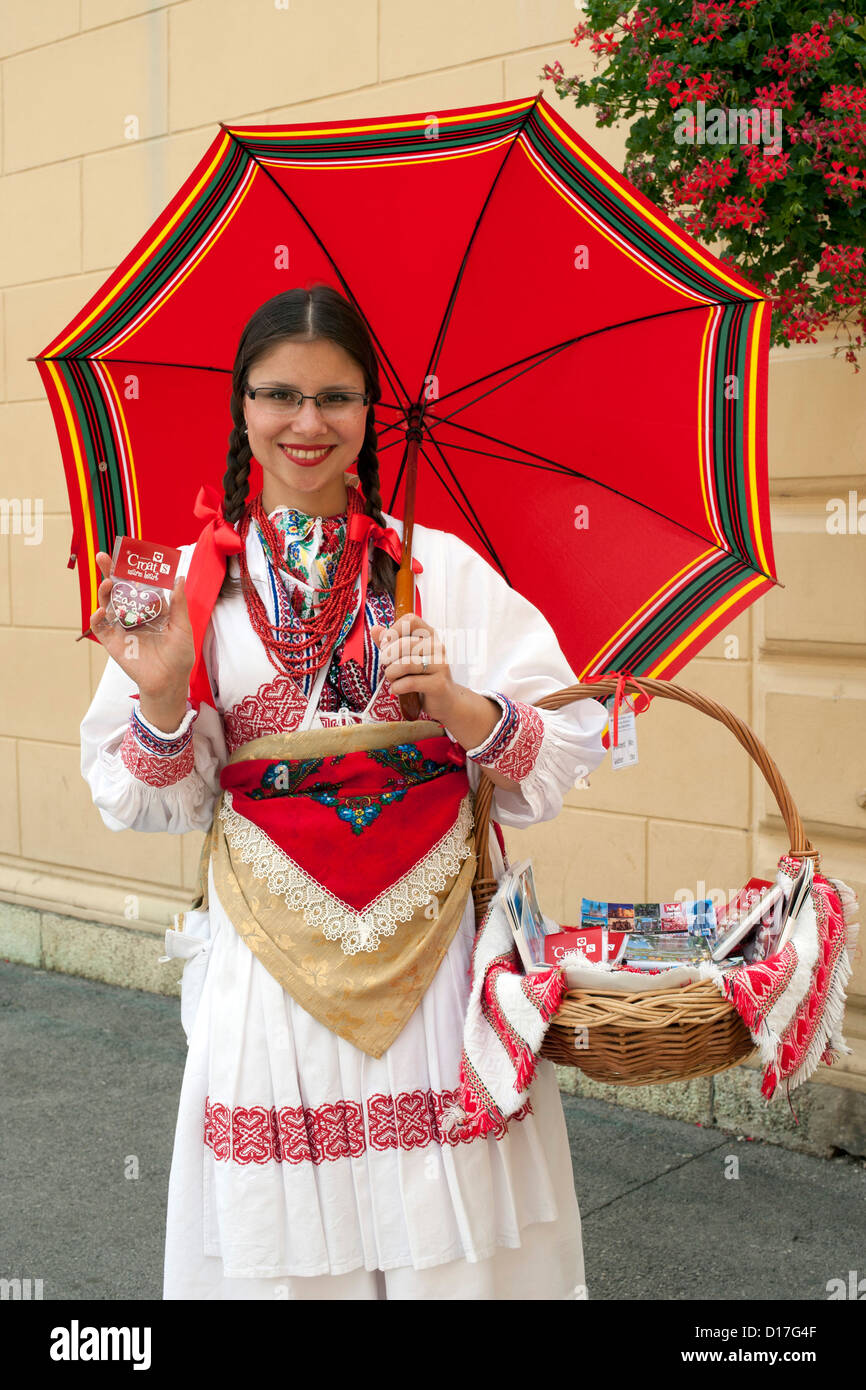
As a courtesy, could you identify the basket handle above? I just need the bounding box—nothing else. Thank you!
[470,676,818,918]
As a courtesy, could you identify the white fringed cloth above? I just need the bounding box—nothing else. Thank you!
[699,855,860,1107]
[442,893,566,1140]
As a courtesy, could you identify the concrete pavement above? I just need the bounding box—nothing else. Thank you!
[1,959,863,1302]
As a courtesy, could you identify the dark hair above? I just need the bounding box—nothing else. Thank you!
[220,283,397,599]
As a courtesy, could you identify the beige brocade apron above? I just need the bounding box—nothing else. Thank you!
[181,719,477,1059]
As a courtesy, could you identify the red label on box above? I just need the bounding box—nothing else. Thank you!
[543,928,627,965]
[605,930,628,963]
[111,536,182,588]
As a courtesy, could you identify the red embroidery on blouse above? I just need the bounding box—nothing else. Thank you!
[203,1089,533,1166]
[223,668,437,743]
[119,722,195,787]
[223,672,309,753]
[473,701,544,782]
[366,677,404,723]
[359,679,437,726]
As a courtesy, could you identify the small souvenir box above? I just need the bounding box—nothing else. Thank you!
[107,537,182,632]
[542,926,628,966]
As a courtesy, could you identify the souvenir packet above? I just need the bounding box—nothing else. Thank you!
[105,537,182,634]
[659,901,689,933]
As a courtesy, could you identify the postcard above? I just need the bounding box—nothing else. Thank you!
[621,933,712,969]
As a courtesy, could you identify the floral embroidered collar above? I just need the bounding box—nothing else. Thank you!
[257,505,349,621]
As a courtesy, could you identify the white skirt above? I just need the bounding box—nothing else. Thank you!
[162,856,587,1300]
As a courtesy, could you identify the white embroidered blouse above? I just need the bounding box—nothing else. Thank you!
[80,501,609,839]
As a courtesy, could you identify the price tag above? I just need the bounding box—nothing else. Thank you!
[607,695,638,770]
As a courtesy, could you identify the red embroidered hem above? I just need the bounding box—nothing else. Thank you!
[204,1088,533,1165]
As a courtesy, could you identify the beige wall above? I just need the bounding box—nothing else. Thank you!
[1,3,864,1093]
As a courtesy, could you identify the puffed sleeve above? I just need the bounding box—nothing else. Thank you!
[79,545,227,834]
[440,530,609,829]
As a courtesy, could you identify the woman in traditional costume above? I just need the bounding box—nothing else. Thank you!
[80,286,609,1300]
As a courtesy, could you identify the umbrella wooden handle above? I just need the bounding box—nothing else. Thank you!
[394,405,422,722]
[395,564,421,721]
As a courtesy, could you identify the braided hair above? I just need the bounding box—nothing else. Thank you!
[220,285,398,600]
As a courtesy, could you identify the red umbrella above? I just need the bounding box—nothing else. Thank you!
[35,91,776,709]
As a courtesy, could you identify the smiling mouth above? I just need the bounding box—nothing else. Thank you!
[278,444,336,465]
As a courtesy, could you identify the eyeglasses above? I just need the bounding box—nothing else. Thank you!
[245,386,369,420]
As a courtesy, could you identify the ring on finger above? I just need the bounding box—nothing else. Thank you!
[414,634,431,673]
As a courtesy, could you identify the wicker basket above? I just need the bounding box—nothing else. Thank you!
[470,676,821,1087]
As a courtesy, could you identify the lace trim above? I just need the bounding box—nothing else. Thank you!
[218,790,475,956]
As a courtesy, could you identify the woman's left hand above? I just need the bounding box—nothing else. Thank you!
[370,614,457,724]
[372,615,520,785]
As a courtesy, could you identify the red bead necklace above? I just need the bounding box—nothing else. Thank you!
[236,484,367,680]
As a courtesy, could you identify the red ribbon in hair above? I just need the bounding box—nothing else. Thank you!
[341,511,423,670]
[185,484,243,710]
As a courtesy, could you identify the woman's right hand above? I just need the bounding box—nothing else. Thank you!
[89,553,196,718]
